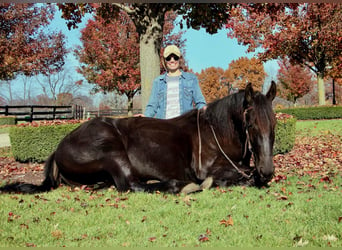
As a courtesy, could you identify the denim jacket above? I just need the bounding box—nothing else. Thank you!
[144,71,206,119]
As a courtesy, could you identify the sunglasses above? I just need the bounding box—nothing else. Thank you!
[165,54,180,62]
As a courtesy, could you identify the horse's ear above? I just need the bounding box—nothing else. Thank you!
[245,83,254,105]
[266,81,277,101]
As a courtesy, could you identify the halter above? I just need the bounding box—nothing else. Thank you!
[197,108,254,180]
[242,107,254,159]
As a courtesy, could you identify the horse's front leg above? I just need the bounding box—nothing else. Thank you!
[104,153,210,194]
[131,179,198,194]
[209,164,256,188]
[131,177,214,194]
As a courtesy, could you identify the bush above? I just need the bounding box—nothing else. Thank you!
[276,106,342,120]
[0,116,16,125]
[274,113,296,155]
[9,120,82,162]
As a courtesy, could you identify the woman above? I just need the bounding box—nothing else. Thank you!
[144,45,206,119]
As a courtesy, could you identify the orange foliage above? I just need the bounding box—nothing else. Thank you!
[223,57,266,91]
[197,67,228,103]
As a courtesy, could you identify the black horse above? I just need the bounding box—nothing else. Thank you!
[0,82,277,194]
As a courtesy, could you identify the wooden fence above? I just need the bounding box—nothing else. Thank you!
[0,105,84,122]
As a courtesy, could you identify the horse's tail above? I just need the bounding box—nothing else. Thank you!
[0,152,60,194]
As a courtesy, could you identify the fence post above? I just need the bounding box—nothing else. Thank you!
[30,106,34,122]
[72,105,75,119]
[53,106,56,120]
[76,105,79,119]
[5,105,8,116]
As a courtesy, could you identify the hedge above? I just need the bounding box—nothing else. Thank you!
[276,106,342,120]
[0,116,16,125]
[9,121,81,162]
[273,113,296,155]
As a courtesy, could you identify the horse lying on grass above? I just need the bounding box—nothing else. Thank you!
[0,82,277,194]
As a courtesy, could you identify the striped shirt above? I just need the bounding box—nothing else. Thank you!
[165,75,180,119]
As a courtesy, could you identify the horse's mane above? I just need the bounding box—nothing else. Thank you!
[204,90,246,139]
[203,88,275,139]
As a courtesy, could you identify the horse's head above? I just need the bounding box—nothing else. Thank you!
[243,81,277,185]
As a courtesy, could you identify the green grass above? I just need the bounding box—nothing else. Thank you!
[0,176,341,247]
[296,119,342,136]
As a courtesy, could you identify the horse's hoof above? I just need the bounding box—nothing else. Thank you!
[200,176,213,190]
[180,183,201,194]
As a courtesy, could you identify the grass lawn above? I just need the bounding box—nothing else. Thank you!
[0,119,341,247]
[0,176,341,247]
[296,119,342,136]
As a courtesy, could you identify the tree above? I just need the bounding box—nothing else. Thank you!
[222,57,266,91]
[197,67,227,103]
[75,10,186,115]
[56,93,73,106]
[226,3,342,105]
[33,94,52,105]
[57,3,233,111]
[35,68,82,105]
[0,75,36,105]
[277,58,315,104]
[75,11,140,115]
[0,3,68,80]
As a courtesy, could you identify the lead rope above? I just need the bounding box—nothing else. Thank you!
[242,107,253,159]
[242,129,253,159]
[197,109,202,171]
[209,125,252,179]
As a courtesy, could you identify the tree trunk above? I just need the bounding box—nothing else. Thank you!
[317,73,325,105]
[139,26,162,112]
[127,92,134,117]
[332,78,336,105]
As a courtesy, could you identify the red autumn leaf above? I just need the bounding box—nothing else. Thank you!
[20,223,29,229]
[25,243,37,247]
[320,176,332,183]
[148,237,156,242]
[198,234,210,242]
[220,215,234,227]
[277,195,288,200]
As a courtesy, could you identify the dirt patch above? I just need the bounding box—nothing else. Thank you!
[0,157,44,185]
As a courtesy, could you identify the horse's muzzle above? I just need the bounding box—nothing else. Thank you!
[255,160,274,186]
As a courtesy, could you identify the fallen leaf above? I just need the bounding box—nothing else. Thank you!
[322,235,338,241]
[198,234,209,242]
[25,243,37,247]
[148,236,156,242]
[51,229,64,239]
[294,238,309,247]
[219,215,234,227]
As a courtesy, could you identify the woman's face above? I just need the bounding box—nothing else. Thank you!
[165,54,180,72]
